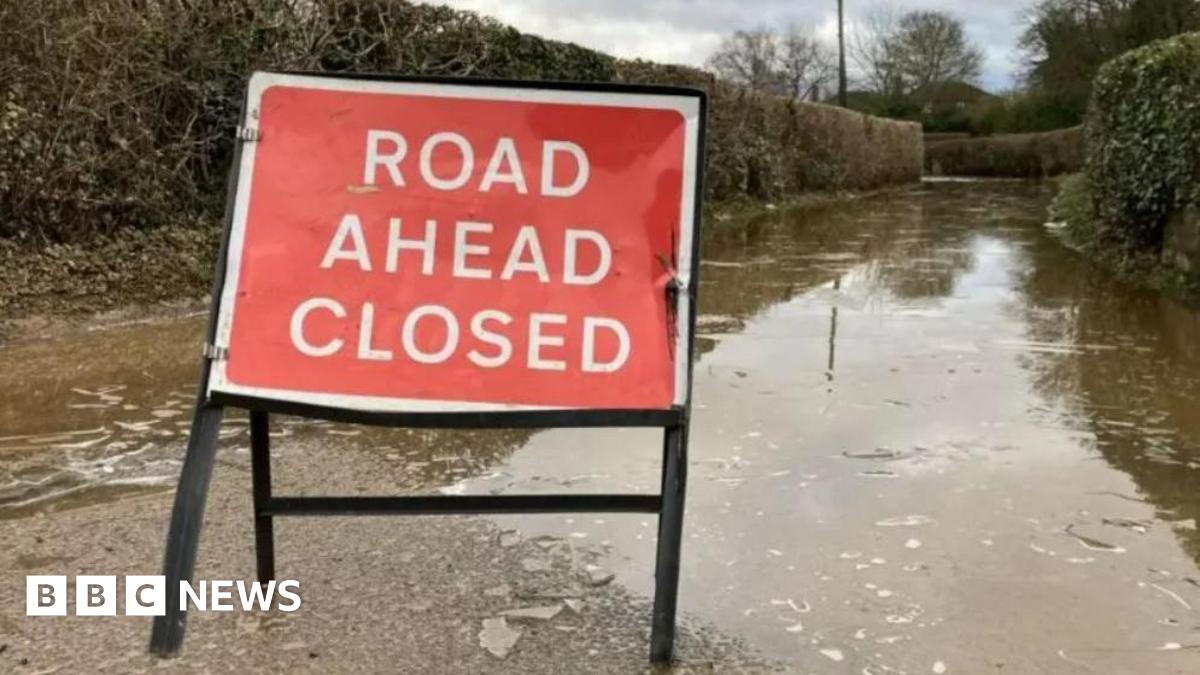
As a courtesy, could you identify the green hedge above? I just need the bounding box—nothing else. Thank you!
[1086,32,1200,248]
[0,0,920,247]
[925,127,1084,178]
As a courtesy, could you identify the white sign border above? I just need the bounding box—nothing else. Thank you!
[207,72,701,413]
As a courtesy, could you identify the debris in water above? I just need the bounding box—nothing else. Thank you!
[1159,642,1182,651]
[860,470,898,478]
[876,515,935,527]
[1029,543,1055,556]
[886,605,923,624]
[1101,517,1149,534]
[843,449,900,460]
[1064,525,1125,553]
[1149,583,1192,610]
[819,648,844,662]
[770,598,810,613]
[1086,491,1149,504]
[905,538,922,549]
[933,661,948,673]
[479,617,521,658]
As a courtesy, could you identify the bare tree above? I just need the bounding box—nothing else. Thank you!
[850,3,906,100]
[851,4,983,103]
[779,25,836,101]
[706,27,782,92]
[706,25,835,101]
[892,10,983,99]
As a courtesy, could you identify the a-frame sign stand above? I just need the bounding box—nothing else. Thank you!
[149,72,704,665]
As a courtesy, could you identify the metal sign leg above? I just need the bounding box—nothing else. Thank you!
[149,403,225,656]
[249,410,276,582]
[650,423,688,663]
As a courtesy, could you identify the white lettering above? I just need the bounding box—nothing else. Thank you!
[321,214,372,271]
[480,137,528,194]
[468,310,513,368]
[500,225,549,282]
[290,298,346,357]
[528,313,567,371]
[401,305,460,364]
[582,317,631,373]
[563,229,611,285]
[386,217,436,275]
[454,221,493,279]
[541,140,589,197]
[357,302,393,361]
[180,581,206,612]
[276,580,302,612]
[363,129,407,186]
[420,132,474,190]
[210,580,233,611]
[237,581,276,611]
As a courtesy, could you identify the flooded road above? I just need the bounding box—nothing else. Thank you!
[4,179,1200,672]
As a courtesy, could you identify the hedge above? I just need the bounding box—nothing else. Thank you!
[0,0,921,248]
[1085,32,1200,248]
[924,127,1084,178]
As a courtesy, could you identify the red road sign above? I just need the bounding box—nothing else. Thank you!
[207,73,702,412]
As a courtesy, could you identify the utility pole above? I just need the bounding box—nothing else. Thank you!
[837,0,848,107]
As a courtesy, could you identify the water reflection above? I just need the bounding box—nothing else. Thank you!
[0,318,533,517]
[463,179,1200,671]
[7,182,1200,567]
[1018,225,1200,562]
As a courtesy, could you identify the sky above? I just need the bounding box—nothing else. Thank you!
[437,0,1041,93]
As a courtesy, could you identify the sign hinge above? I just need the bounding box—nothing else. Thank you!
[237,126,261,142]
[203,343,229,361]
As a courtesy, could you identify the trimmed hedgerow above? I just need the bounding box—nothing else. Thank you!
[1085,32,1200,249]
[924,126,1084,178]
[0,0,920,250]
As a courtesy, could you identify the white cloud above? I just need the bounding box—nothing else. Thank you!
[436,0,1038,92]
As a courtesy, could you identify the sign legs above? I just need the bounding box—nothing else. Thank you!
[149,403,224,656]
[150,407,689,663]
[249,410,276,582]
[650,423,688,663]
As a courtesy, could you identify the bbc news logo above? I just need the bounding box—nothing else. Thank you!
[26,576,301,616]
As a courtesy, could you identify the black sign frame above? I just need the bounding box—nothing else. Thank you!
[149,71,706,665]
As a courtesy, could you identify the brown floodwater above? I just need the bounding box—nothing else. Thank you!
[3,179,1200,671]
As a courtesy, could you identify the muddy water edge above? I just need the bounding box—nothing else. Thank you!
[3,179,1200,672]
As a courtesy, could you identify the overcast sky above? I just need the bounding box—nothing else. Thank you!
[438,0,1040,92]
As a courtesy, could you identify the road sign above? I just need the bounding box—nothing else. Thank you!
[208,72,700,412]
[151,72,705,664]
